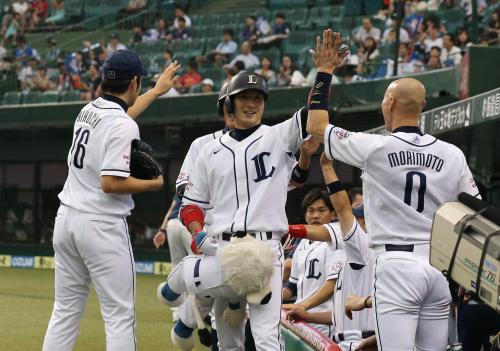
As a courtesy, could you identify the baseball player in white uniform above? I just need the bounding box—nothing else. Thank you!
[180,71,311,351]
[307,29,481,351]
[283,189,344,338]
[42,50,179,351]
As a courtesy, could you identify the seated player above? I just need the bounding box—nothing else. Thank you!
[156,234,274,351]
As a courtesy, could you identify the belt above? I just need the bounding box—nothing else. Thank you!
[222,231,273,241]
[384,244,414,252]
[336,330,375,341]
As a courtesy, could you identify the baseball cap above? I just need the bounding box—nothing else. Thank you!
[202,78,214,86]
[102,50,147,80]
[352,203,365,218]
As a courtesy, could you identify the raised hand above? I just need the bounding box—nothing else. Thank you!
[312,29,349,74]
[300,138,321,157]
[151,61,181,96]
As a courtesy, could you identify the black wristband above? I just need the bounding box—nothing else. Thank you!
[291,165,310,184]
[308,72,332,110]
[326,181,345,195]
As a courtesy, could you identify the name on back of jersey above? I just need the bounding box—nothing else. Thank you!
[387,150,444,172]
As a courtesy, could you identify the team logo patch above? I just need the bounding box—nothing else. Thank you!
[107,71,116,79]
[248,74,258,84]
[334,128,351,140]
[469,177,477,188]
[413,136,421,144]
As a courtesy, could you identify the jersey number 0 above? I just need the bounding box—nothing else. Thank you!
[404,171,426,213]
[70,127,90,169]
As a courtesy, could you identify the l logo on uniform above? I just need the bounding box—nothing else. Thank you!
[252,152,275,182]
[306,258,322,280]
[248,74,258,84]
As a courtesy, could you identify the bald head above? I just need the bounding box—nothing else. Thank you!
[387,78,426,114]
[381,78,426,131]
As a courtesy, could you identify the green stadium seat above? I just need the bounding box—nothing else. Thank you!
[169,40,189,54]
[297,47,315,71]
[3,91,22,105]
[288,8,308,30]
[235,11,256,24]
[199,14,217,27]
[189,83,203,94]
[200,67,225,82]
[284,31,310,62]
[205,37,221,52]
[269,0,289,11]
[60,91,81,102]
[173,53,189,66]
[296,6,320,30]
[23,91,42,104]
[65,0,84,18]
[41,91,60,103]
[215,13,235,27]
[139,55,151,68]
[133,42,150,55]
[255,9,271,21]
[188,39,206,57]
[289,0,308,8]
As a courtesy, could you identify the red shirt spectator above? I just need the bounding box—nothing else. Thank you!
[33,0,49,19]
[176,62,201,93]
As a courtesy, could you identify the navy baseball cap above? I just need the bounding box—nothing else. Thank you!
[352,203,365,218]
[102,50,147,80]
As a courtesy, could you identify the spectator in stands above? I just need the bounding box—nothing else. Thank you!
[233,60,245,73]
[404,1,426,38]
[45,0,65,26]
[32,65,55,91]
[44,37,60,65]
[14,35,34,64]
[175,61,201,94]
[65,51,84,75]
[200,78,214,93]
[426,55,442,70]
[122,0,147,14]
[258,13,290,49]
[18,56,37,91]
[10,0,29,30]
[255,56,277,86]
[173,5,191,28]
[226,40,259,70]
[31,0,49,27]
[130,25,145,44]
[382,15,410,44]
[106,33,127,53]
[385,42,424,77]
[354,18,381,46]
[423,23,444,52]
[81,63,101,100]
[457,28,472,56]
[0,43,6,61]
[56,61,70,91]
[277,55,305,86]
[169,17,189,41]
[222,66,237,85]
[441,33,462,66]
[360,36,379,63]
[485,8,500,41]
[240,15,261,45]
[1,12,22,44]
[201,28,237,67]
[461,0,487,20]
[156,18,170,41]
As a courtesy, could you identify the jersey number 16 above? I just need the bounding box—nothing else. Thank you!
[70,127,90,169]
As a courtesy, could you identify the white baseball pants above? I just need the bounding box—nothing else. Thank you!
[372,248,451,351]
[166,218,193,266]
[43,205,136,351]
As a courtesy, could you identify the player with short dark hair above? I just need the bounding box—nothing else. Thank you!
[42,50,179,351]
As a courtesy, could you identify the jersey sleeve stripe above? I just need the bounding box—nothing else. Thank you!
[101,168,130,173]
[326,223,338,249]
[182,194,210,205]
[389,135,438,147]
[343,222,358,242]
[326,125,334,160]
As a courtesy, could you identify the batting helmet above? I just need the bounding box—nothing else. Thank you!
[217,81,229,117]
[224,71,269,115]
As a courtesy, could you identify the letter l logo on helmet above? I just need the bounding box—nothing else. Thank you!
[248,75,258,84]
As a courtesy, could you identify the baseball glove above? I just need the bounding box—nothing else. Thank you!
[130,139,162,180]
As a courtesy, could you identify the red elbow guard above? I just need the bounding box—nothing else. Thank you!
[180,205,205,228]
[288,224,307,239]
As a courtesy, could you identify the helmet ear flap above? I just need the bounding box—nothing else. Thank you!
[224,96,234,115]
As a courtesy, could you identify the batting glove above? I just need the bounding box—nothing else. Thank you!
[191,230,219,256]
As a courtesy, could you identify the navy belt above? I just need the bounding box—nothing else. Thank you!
[222,231,272,241]
[336,330,375,341]
[385,244,414,252]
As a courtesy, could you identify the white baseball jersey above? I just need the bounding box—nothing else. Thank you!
[58,97,140,216]
[332,219,374,333]
[324,125,480,248]
[176,129,226,190]
[183,108,307,236]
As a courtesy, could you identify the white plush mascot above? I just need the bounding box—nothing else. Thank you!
[157,234,275,350]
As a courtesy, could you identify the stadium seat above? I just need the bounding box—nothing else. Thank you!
[284,31,310,62]
[188,39,206,57]
[288,8,308,30]
[255,9,271,21]
[65,0,84,18]
[255,48,281,67]
[23,91,42,104]
[60,91,81,102]
[296,7,321,30]
[269,0,289,11]
[169,40,189,55]
[41,91,60,103]
[215,13,235,27]
[2,92,22,105]
[200,67,225,82]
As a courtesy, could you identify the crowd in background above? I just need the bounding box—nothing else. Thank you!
[0,0,499,102]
